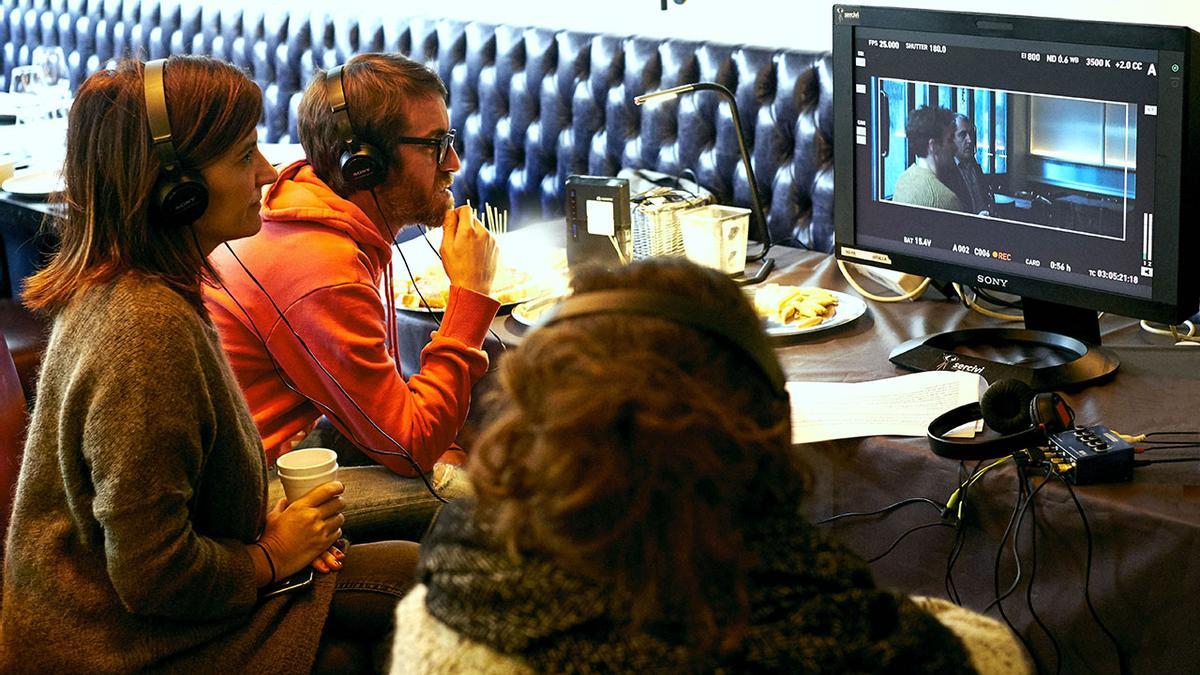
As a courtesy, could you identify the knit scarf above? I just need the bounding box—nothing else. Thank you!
[419,499,976,674]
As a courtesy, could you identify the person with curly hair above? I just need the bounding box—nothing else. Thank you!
[388,257,1030,674]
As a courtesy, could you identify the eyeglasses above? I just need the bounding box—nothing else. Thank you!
[393,129,457,166]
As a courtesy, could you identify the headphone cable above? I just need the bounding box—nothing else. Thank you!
[1054,473,1128,675]
[218,241,446,502]
[1021,466,1063,675]
[416,217,509,357]
[987,469,1039,663]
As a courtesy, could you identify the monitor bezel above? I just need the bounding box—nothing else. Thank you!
[833,4,1200,324]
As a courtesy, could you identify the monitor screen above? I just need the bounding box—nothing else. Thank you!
[833,5,1200,331]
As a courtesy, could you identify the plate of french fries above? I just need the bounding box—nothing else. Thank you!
[748,284,866,336]
[394,249,569,313]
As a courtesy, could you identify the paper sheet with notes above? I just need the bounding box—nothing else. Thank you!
[787,371,986,444]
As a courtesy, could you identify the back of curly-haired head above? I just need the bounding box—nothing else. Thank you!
[470,257,806,653]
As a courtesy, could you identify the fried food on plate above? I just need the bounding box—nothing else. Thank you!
[395,251,568,311]
[751,284,839,327]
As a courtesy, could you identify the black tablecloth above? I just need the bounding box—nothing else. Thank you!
[396,244,1199,674]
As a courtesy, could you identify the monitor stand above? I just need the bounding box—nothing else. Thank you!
[889,298,1120,391]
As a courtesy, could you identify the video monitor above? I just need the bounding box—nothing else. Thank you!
[833,5,1200,387]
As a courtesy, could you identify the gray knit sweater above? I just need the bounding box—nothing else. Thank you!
[0,274,335,673]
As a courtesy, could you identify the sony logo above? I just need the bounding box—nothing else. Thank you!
[977,274,1009,288]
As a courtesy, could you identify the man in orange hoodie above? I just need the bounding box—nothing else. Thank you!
[205,53,500,540]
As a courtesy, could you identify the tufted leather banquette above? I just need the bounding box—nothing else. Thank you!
[2,0,834,250]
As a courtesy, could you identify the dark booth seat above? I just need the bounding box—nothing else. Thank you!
[0,1,834,250]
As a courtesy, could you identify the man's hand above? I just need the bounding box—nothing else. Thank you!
[439,204,498,296]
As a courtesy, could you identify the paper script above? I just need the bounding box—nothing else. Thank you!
[788,370,986,444]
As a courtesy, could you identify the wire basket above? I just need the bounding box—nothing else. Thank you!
[631,187,714,260]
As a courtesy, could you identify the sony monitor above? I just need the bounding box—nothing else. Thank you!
[833,5,1200,388]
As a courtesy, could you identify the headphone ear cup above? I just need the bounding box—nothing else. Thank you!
[1030,391,1074,434]
[339,143,387,191]
[154,169,209,225]
[980,379,1035,434]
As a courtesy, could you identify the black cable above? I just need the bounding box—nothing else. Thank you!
[381,195,441,330]
[1055,474,1128,675]
[1133,458,1200,466]
[1142,430,1199,438]
[1022,467,1062,675]
[416,221,508,359]
[944,460,984,605]
[816,497,943,525]
[988,469,1039,663]
[865,521,954,564]
[985,467,1056,613]
[971,285,1024,309]
[214,268,376,454]
[943,513,968,605]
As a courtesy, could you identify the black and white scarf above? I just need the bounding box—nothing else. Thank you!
[418,499,976,674]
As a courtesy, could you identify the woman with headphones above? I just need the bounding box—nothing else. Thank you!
[1,56,416,673]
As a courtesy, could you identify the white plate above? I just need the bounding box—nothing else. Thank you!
[398,286,551,314]
[2,169,64,197]
[511,289,868,336]
[510,294,564,327]
[760,288,867,337]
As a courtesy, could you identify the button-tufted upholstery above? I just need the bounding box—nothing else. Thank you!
[1,1,834,250]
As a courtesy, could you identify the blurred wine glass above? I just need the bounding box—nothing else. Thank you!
[31,46,69,96]
[6,64,65,165]
[7,65,44,95]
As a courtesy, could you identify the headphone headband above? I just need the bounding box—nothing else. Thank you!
[325,65,357,152]
[325,63,387,190]
[539,289,788,398]
[144,59,180,172]
[926,384,1075,461]
[142,58,209,224]
[927,402,1049,460]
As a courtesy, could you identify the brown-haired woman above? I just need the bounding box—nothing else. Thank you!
[390,257,1031,674]
[0,56,418,673]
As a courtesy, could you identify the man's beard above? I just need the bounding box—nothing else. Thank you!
[389,172,454,231]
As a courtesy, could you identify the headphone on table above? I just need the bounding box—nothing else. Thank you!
[927,378,1076,461]
[143,58,209,224]
[537,289,788,400]
[325,64,388,191]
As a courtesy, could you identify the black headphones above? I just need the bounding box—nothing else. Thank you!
[927,379,1075,461]
[325,64,388,191]
[143,58,209,224]
[537,289,788,399]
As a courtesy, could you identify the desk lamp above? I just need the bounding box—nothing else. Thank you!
[634,82,775,285]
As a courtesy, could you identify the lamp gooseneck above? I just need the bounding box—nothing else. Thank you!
[635,82,775,265]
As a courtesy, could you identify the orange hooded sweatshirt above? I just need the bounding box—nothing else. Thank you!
[204,161,500,475]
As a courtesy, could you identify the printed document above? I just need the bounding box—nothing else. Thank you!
[788,371,986,444]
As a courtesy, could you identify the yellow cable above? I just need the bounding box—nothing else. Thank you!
[837,259,931,302]
[945,456,1012,517]
[952,283,1023,322]
[1141,319,1196,339]
[1110,430,1146,444]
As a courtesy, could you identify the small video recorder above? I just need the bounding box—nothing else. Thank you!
[565,175,631,269]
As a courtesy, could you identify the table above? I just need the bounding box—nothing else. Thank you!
[396,242,1200,674]
[0,192,56,297]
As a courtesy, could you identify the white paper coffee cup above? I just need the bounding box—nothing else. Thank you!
[276,448,337,478]
[278,465,339,503]
[276,448,338,502]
